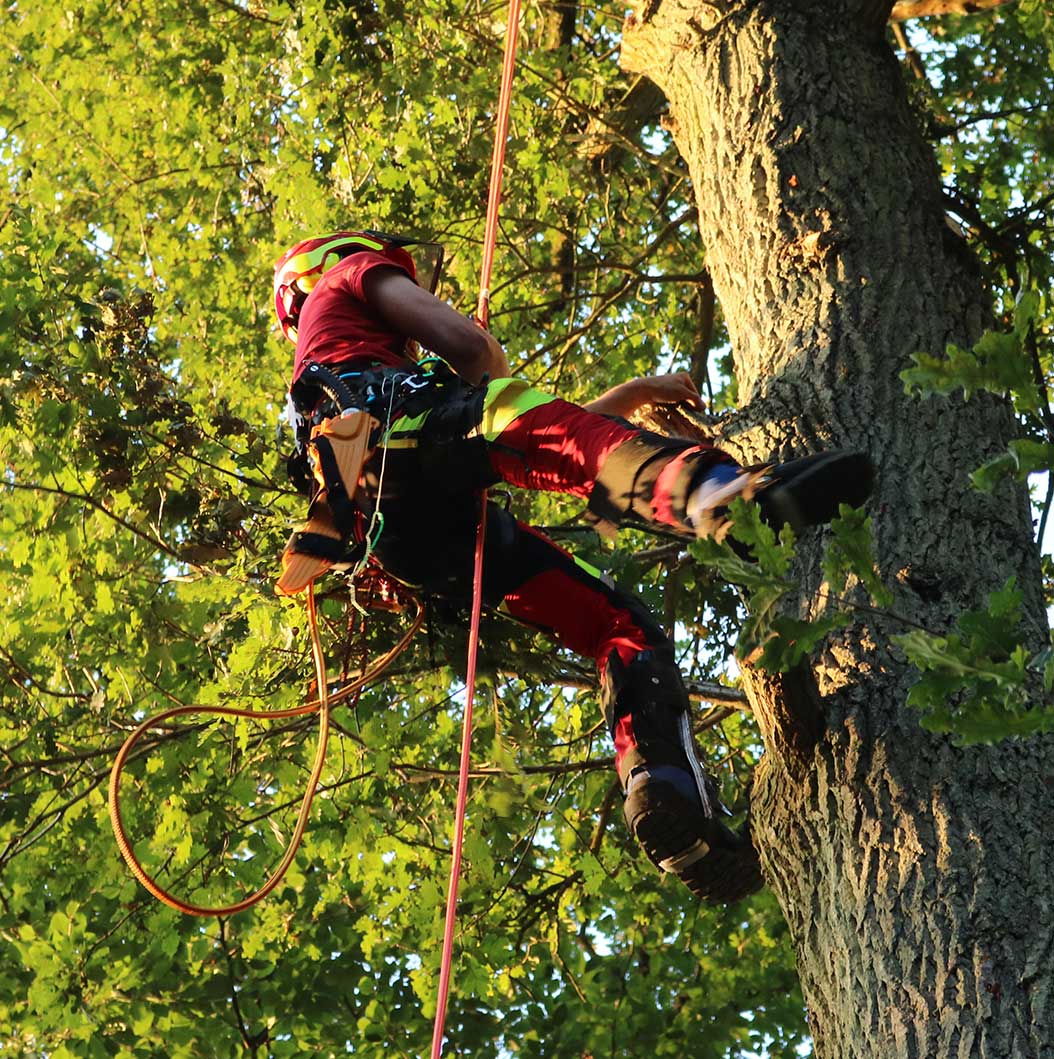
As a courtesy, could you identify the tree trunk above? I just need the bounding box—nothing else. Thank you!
[623,2,1054,1056]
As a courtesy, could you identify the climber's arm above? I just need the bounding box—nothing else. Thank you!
[363,268,510,385]
[585,372,704,418]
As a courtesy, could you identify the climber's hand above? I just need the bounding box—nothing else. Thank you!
[632,372,704,410]
[585,372,704,417]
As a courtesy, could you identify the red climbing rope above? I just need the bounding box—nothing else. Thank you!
[429,502,489,1059]
[430,1,522,1054]
[475,0,522,332]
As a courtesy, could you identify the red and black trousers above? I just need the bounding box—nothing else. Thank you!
[324,368,735,786]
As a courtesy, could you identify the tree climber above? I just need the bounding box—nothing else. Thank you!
[273,230,873,903]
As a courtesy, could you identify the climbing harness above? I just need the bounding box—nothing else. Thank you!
[276,410,378,594]
[277,362,401,595]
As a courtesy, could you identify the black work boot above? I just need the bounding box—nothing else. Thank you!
[687,449,874,539]
[754,450,874,534]
[622,764,762,904]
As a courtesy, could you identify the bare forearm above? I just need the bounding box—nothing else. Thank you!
[452,330,511,385]
[585,372,704,418]
[398,300,509,383]
[584,379,647,417]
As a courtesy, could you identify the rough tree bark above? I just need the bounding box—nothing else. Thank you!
[623,2,1054,1056]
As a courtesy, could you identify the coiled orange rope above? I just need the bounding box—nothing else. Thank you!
[108,585,423,916]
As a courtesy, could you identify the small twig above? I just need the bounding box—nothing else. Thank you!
[946,103,1045,136]
[892,21,929,83]
[139,427,286,493]
[589,779,622,856]
[397,758,611,779]
[6,481,189,564]
[218,918,270,1054]
[634,541,687,566]
[0,643,90,702]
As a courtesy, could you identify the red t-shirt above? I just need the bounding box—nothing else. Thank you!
[291,247,417,385]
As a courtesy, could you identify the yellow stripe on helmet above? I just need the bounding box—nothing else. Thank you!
[279,234,386,289]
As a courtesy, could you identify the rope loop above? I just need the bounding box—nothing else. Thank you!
[108,586,423,917]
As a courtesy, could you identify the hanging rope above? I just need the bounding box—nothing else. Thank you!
[430,1,522,1055]
[428,501,489,1059]
[475,0,522,331]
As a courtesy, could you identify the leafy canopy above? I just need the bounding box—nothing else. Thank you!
[1,0,1052,1056]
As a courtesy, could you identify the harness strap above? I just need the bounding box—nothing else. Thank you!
[277,410,378,596]
[277,511,343,596]
[311,435,359,537]
[288,531,352,561]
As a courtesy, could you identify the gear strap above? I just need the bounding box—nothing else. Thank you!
[277,411,378,596]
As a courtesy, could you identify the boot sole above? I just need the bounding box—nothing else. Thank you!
[624,781,763,904]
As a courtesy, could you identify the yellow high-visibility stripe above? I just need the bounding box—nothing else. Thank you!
[284,235,384,280]
[479,378,556,440]
[384,411,430,440]
[572,554,603,580]
[376,377,556,451]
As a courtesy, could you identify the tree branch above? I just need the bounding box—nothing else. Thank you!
[0,643,90,702]
[217,918,270,1055]
[891,20,930,83]
[6,481,190,564]
[139,427,287,494]
[519,206,697,373]
[589,778,622,856]
[552,672,748,707]
[890,0,1015,20]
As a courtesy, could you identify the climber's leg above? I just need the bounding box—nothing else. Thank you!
[482,512,763,903]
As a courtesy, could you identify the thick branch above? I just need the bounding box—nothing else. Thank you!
[890,0,1014,20]
[579,76,667,166]
[553,672,748,707]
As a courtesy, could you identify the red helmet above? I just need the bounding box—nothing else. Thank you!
[273,230,443,343]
